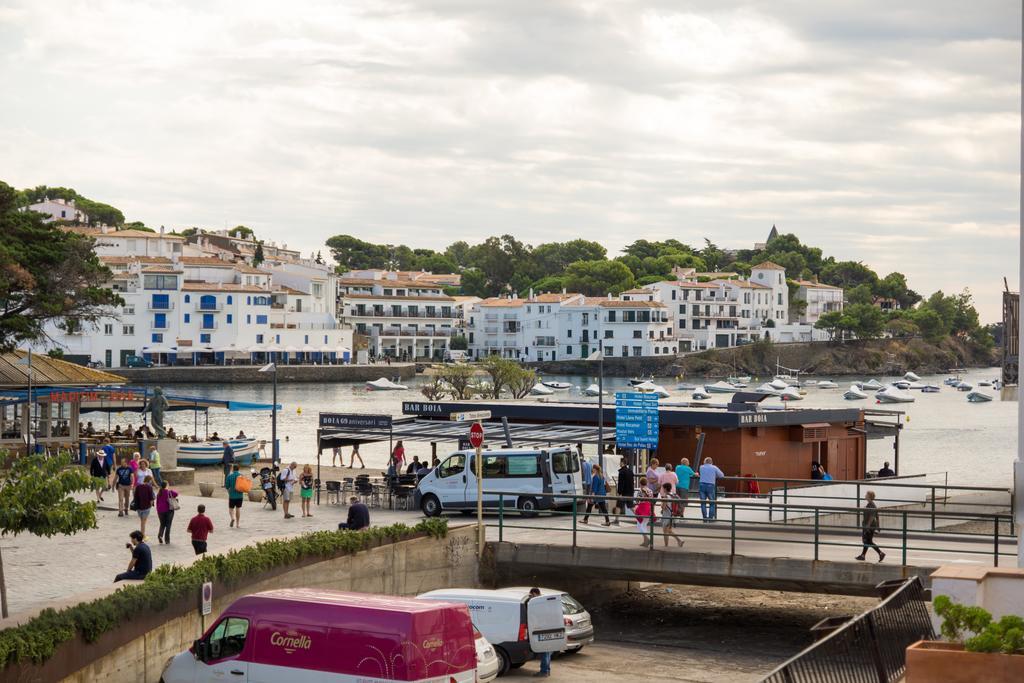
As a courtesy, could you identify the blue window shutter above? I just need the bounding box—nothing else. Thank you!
[256,315,267,325]
[184,313,190,323]
[276,334,280,343]
[202,313,214,329]
[246,315,251,324]
[247,296,251,305]
[227,295,232,304]
[155,313,166,328]
[227,314,233,324]
[304,335,308,344]
[324,335,328,343]
[184,295,190,303]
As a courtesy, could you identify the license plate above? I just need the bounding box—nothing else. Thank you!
[537,632,563,641]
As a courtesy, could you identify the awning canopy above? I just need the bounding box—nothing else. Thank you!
[318,416,616,448]
[0,386,280,413]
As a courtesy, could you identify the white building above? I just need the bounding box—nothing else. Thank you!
[26,197,89,224]
[467,291,675,361]
[337,277,456,361]
[791,279,844,324]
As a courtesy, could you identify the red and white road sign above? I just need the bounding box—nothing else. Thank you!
[469,422,485,449]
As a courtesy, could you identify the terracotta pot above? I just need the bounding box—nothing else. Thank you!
[906,640,1024,683]
[198,482,216,497]
[247,490,264,503]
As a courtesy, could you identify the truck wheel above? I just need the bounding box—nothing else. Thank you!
[495,647,511,676]
[420,494,442,517]
[517,496,539,518]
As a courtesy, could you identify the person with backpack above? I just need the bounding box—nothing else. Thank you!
[279,461,298,519]
[657,482,685,548]
[225,464,244,528]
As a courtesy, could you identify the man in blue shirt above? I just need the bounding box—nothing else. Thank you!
[675,458,696,513]
[698,457,725,522]
[114,531,152,582]
[580,453,593,496]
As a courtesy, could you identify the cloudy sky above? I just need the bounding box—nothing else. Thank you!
[0,1,1018,320]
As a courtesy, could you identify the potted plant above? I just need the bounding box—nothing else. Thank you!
[905,595,1024,683]
[198,481,216,497]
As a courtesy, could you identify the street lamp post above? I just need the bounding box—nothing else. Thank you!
[259,362,278,466]
[16,350,33,455]
[588,313,605,473]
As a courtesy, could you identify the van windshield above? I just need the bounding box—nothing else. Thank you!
[438,455,465,478]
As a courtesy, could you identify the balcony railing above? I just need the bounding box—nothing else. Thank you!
[197,301,222,312]
[148,301,174,311]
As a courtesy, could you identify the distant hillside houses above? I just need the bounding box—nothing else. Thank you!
[25,197,89,224]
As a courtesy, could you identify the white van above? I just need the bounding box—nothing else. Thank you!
[417,588,567,677]
[414,447,582,517]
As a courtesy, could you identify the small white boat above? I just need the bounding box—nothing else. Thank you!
[861,379,883,390]
[530,383,555,396]
[993,380,1003,390]
[778,386,804,401]
[892,380,912,390]
[904,372,921,382]
[635,381,671,398]
[966,391,993,403]
[844,385,868,400]
[769,378,789,391]
[541,380,572,390]
[691,389,712,400]
[956,383,973,392]
[921,385,941,393]
[803,379,819,386]
[875,385,915,403]
[676,383,697,390]
[706,381,738,394]
[629,376,654,386]
[817,380,839,389]
[366,377,409,391]
[756,382,782,396]
[728,376,752,383]
[583,383,604,397]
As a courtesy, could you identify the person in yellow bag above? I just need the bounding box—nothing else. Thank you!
[225,464,247,529]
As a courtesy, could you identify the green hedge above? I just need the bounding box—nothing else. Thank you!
[0,518,448,668]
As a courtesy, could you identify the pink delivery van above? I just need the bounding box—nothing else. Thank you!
[160,588,477,683]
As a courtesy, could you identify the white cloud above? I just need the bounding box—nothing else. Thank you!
[0,0,1018,321]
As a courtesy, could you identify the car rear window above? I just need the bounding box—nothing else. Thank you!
[561,594,586,614]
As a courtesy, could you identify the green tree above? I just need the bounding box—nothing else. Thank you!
[874,272,921,309]
[121,221,153,232]
[815,310,847,341]
[444,241,472,268]
[820,260,878,289]
[911,308,947,343]
[326,234,390,270]
[564,260,635,296]
[844,303,886,340]
[0,182,123,352]
[417,254,458,274]
[459,268,489,298]
[252,241,265,267]
[846,283,875,306]
[886,317,919,339]
[0,451,99,617]
[699,239,729,271]
[448,334,468,351]
[529,275,568,293]
[229,225,254,239]
[438,363,477,399]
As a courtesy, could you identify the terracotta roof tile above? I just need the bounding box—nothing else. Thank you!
[751,261,786,271]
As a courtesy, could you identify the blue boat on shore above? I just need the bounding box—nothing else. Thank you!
[176,438,260,466]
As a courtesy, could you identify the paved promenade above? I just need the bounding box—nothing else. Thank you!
[0,493,422,622]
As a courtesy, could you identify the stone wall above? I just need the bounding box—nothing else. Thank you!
[112,363,416,384]
[44,525,477,683]
[526,355,684,378]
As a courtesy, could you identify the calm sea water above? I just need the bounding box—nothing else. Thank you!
[84,368,1015,487]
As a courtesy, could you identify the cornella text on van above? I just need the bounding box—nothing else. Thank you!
[270,632,312,652]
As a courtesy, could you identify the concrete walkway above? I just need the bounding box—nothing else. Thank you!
[0,493,422,623]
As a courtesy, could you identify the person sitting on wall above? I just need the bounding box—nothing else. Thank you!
[338,496,370,531]
[114,531,152,582]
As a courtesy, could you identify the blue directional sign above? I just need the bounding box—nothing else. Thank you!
[614,391,660,449]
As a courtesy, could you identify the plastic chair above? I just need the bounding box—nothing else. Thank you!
[325,480,341,505]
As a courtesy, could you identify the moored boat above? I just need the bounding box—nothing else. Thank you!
[691,388,711,400]
[861,379,883,390]
[817,380,839,389]
[706,381,738,394]
[629,376,654,386]
[583,383,604,397]
[956,383,973,392]
[778,386,803,401]
[844,385,868,400]
[768,378,789,391]
[875,385,915,404]
[903,372,921,382]
[530,383,555,396]
[540,380,572,390]
[921,385,941,393]
[635,381,671,398]
[178,438,259,466]
[756,382,782,396]
[966,391,993,403]
[366,377,409,391]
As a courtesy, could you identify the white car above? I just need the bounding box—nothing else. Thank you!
[474,624,500,682]
[496,587,594,652]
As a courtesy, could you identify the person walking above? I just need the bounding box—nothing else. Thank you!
[645,458,660,492]
[136,460,155,492]
[529,588,552,677]
[155,481,179,544]
[114,531,152,582]
[221,441,235,479]
[133,475,155,538]
[349,443,365,469]
[90,450,108,503]
[339,496,370,530]
[147,445,163,486]
[675,458,696,513]
[581,456,593,496]
[657,482,685,548]
[128,451,142,480]
[114,457,134,516]
[613,460,635,525]
[390,441,406,473]
[638,475,653,499]
[280,461,298,519]
[101,439,116,480]
[634,496,655,547]
[331,445,342,467]
[581,464,611,526]
[225,464,244,528]
[698,457,724,522]
[299,464,314,517]
[855,491,886,562]
[659,461,679,494]
[187,504,214,555]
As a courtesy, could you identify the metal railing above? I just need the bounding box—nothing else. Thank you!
[484,491,1016,566]
[761,577,934,683]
